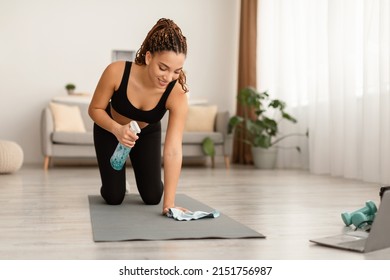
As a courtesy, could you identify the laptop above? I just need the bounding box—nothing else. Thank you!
[310,190,390,253]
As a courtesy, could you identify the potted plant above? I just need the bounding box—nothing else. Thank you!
[229,87,307,169]
[65,83,76,95]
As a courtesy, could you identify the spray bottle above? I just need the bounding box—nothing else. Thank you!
[110,121,141,170]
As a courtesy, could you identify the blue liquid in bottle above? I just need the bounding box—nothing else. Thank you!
[110,121,141,170]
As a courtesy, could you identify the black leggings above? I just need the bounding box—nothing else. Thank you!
[93,107,163,205]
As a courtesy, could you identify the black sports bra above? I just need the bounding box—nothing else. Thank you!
[110,61,177,123]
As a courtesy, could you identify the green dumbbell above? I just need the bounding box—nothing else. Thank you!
[341,201,377,226]
[351,212,376,228]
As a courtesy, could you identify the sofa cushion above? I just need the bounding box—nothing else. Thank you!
[184,105,218,132]
[49,102,86,133]
[161,131,223,145]
[52,131,94,145]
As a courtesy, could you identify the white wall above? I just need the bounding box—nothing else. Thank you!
[0,0,240,164]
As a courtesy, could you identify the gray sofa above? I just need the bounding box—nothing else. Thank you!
[41,101,232,170]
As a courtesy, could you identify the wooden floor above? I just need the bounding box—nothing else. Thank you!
[0,163,389,260]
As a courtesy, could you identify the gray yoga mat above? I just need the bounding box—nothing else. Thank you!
[88,194,265,242]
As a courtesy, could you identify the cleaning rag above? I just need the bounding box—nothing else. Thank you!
[166,208,220,221]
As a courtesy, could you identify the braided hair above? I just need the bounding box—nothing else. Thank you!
[135,18,188,93]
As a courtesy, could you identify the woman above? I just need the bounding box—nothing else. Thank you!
[88,18,188,215]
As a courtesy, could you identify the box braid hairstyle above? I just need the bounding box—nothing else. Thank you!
[134,18,188,93]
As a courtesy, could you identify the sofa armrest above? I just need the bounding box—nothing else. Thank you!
[215,111,229,136]
[41,107,54,156]
[215,111,233,157]
[223,134,233,156]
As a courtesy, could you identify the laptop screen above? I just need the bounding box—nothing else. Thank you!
[364,190,390,252]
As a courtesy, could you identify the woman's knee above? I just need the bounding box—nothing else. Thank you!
[101,187,125,205]
[143,196,162,205]
[140,189,163,205]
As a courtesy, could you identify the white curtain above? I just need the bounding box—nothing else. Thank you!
[258,0,390,184]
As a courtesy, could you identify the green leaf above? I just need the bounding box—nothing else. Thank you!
[253,135,272,148]
[282,112,297,123]
[228,116,243,133]
[202,137,215,157]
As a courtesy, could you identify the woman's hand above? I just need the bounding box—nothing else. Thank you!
[163,206,189,215]
[115,123,139,148]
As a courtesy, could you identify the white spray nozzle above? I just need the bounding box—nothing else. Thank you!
[129,121,141,134]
